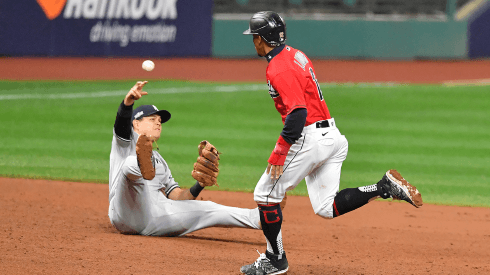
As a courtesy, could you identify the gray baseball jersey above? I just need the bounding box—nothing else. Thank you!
[108,111,260,236]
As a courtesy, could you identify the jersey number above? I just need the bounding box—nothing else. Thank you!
[309,67,324,101]
[294,51,324,101]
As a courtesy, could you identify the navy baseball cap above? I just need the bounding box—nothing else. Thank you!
[132,105,171,123]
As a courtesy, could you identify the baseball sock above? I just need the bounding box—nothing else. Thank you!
[258,204,284,256]
[332,183,382,217]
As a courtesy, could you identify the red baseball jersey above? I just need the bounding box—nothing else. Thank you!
[266,45,331,126]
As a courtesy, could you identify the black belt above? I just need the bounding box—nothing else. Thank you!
[316,120,331,128]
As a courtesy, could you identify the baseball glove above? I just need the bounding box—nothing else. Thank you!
[192,140,220,187]
[136,134,155,180]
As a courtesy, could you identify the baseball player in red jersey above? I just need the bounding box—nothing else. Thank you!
[240,11,423,275]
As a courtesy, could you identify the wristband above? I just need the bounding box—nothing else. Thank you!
[189,181,204,197]
[268,135,292,166]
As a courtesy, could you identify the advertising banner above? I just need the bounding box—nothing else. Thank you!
[468,2,490,58]
[0,0,213,56]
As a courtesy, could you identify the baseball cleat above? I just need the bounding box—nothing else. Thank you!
[136,134,155,180]
[378,169,423,208]
[240,250,288,275]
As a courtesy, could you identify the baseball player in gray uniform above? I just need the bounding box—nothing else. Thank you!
[108,81,260,236]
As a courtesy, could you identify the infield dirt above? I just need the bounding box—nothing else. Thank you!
[1,58,490,274]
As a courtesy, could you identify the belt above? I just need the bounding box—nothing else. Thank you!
[303,118,336,133]
[316,118,335,128]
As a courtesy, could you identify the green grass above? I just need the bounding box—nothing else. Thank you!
[1,80,489,207]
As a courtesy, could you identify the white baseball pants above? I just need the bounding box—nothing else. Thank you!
[254,118,348,218]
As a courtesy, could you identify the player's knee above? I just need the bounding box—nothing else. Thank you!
[253,192,268,204]
[315,202,334,219]
[253,190,286,205]
[316,208,334,219]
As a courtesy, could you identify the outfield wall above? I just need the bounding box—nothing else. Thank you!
[213,18,468,59]
[212,1,490,59]
[468,1,490,58]
[1,0,489,59]
[0,0,213,57]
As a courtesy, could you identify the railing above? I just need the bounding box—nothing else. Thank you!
[214,0,472,19]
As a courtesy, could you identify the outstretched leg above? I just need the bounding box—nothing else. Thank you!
[332,169,423,218]
[141,199,261,236]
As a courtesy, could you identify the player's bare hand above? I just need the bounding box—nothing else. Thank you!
[124,81,148,106]
[267,163,283,181]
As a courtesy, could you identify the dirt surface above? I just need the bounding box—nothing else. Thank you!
[1,58,490,274]
[1,178,489,275]
[2,57,490,83]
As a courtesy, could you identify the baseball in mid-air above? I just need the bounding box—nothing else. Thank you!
[142,60,155,72]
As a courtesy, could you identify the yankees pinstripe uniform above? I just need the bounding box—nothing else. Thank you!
[108,94,260,236]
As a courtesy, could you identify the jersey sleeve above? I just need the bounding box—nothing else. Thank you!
[163,174,180,197]
[120,153,180,197]
[155,153,180,197]
[109,129,136,190]
[121,155,143,181]
[271,70,307,115]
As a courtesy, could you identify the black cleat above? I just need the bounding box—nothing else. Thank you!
[378,169,423,208]
[240,250,289,275]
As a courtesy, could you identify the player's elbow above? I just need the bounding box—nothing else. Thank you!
[122,156,143,180]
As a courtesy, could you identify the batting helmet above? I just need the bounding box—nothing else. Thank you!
[243,11,286,46]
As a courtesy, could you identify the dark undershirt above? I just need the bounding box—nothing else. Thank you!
[114,100,133,140]
[281,108,307,145]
